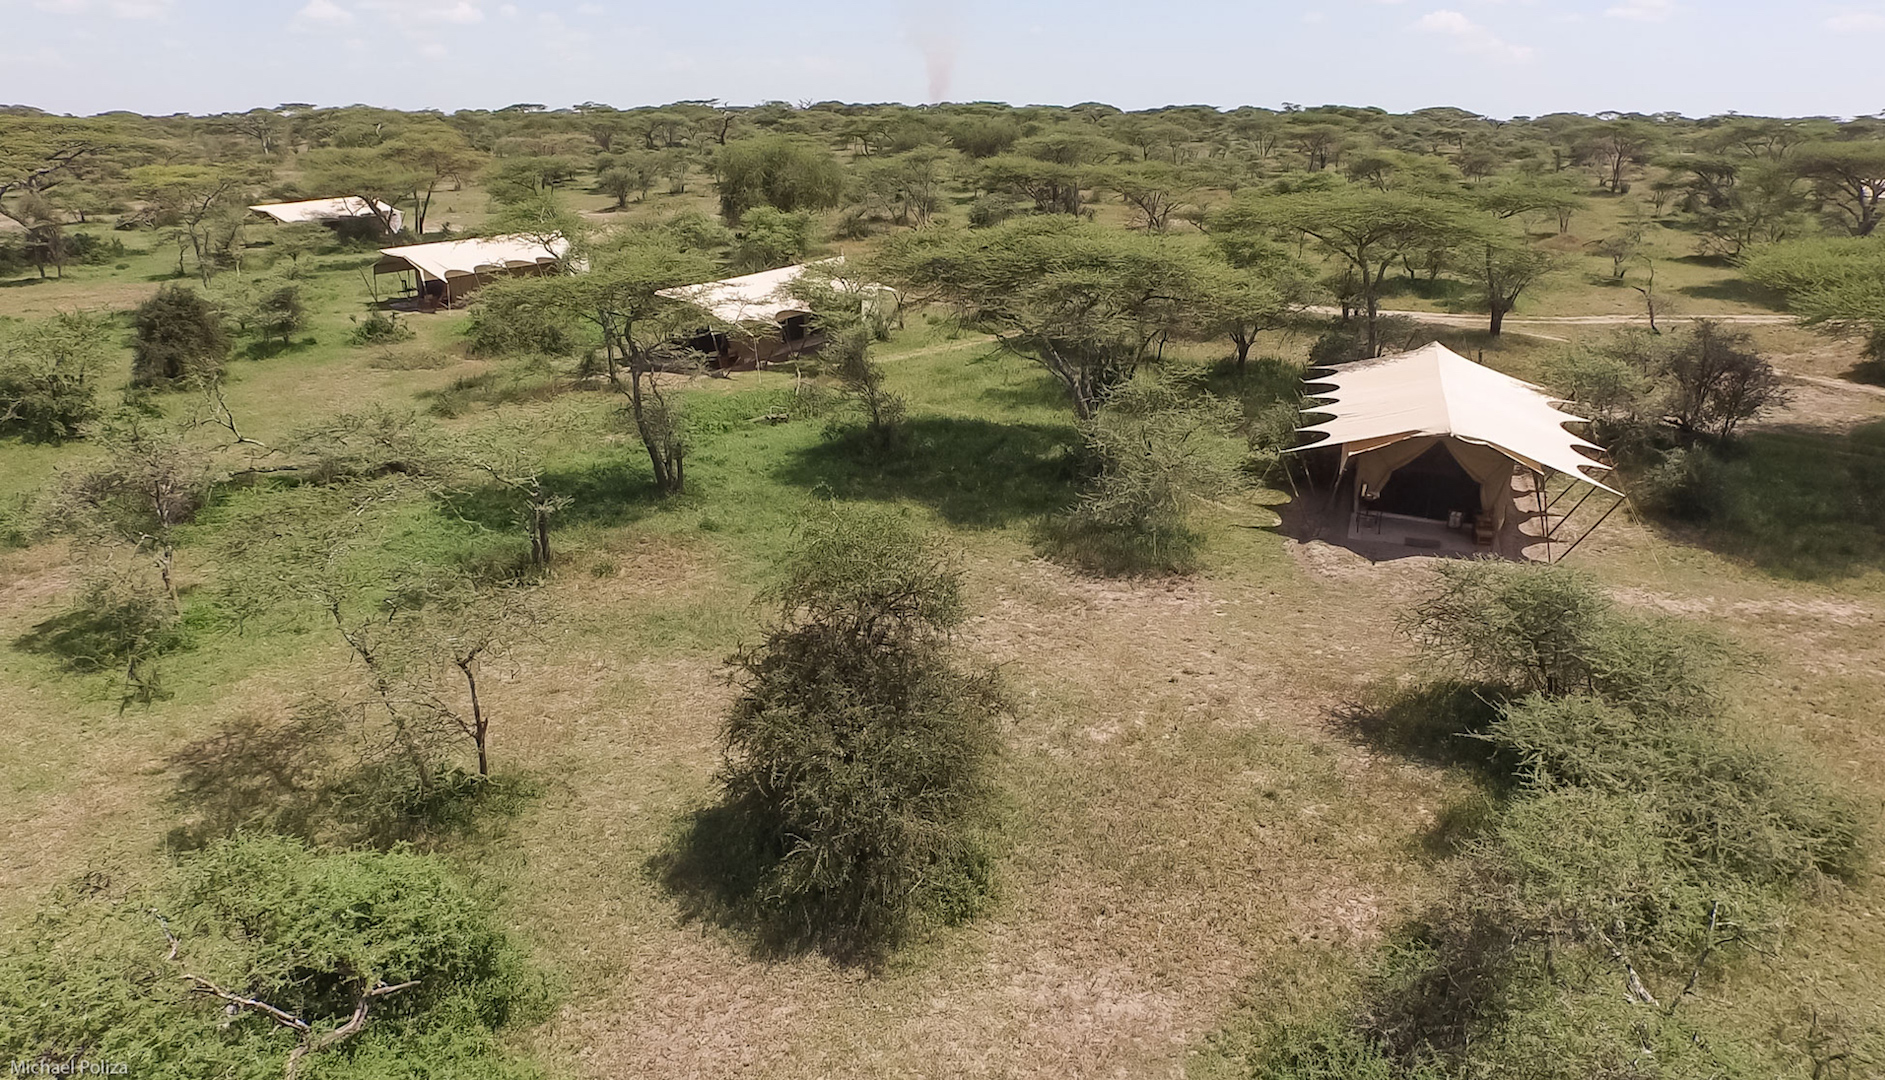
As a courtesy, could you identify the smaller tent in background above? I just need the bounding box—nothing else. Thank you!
[372,233,569,308]
[250,196,403,235]
[658,260,897,370]
[1292,342,1619,558]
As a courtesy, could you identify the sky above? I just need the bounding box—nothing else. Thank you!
[0,0,1881,119]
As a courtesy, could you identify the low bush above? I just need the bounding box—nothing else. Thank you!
[1037,373,1244,576]
[687,504,1004,956]
[0,836,548,1079]
[347,310,415,347]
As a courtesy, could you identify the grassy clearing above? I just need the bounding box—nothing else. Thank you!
[3,179,1884,1078]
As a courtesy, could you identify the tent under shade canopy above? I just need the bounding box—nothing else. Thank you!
[372,234,569,303]
[251,196,402,233]
[1292,342,1617,534]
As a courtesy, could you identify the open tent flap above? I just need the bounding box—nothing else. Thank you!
[1349,435,1530,531]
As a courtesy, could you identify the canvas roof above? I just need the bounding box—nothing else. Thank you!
[657,263,823,325]
[374,234,568,282]
[251,196,396,224]
[1294,342,1618,492]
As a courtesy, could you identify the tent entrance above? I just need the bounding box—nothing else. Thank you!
[1371,442,1483,523]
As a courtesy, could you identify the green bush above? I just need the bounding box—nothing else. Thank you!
[131,284,229,388]
[0,836,547,1079]
[347,310,416,347]
[710,504,1004,954]
[0,311,113,443]
[1037,373,1245,576]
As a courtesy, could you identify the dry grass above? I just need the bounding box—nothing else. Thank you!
[3,180,1884,1078]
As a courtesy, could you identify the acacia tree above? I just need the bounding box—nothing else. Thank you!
[1190,254,1310,372]
[383,125,486,235]
[1455,238,1558,337]
[322,574,539,782]
[715,135,845,221]
[1213,189,1475,356]
[127,165,258,282]
[492,239,719,494]
[0,116,113,240]
[873,217,1204,419]
[1792,141,1885,237]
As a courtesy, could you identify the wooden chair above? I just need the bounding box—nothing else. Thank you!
[1473,515,1495,547]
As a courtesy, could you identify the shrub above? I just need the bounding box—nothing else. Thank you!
[1487,694,1862,886]
[131,284,229,387]
[828,326,904,450]
[1038,373,1245,576]
[348,310,416,347]
[730,206,816,273]
[465,278,580,359]
[1402,560,1723,717]
[712,504,1004,953]
[0,311,114,443]
[716,135,845,221]
[0,836,547,1079]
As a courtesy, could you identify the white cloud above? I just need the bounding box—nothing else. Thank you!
[32,0,91,14]
[107,0,172,17]
[1416,9,1535,62]
[1605,0,1676,22]
[420,40,448,57]
[575,2,604,13]
[499,2,519,14]
[295,0,355,27]
[1827,8,1885,31]
[435,0,484,23]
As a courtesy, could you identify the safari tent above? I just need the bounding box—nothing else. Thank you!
[250,196,403,234]
[372,234,568,308]
[1293,342,1619,557]
[657,261,896,369]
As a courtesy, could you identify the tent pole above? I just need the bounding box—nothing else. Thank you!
[1536,471,1552,563]
[1554,495,1626,562]
[1547,485,1599,543]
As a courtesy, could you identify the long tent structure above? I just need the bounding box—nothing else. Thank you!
[372,233,569,307]
[1292,342,1619,551]
[657,260,896,369]
[251,196,403,234]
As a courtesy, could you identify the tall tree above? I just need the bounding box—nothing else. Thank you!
[874,217,1205,418]
[1792,141,1885,237]
[1213,189,1475,356]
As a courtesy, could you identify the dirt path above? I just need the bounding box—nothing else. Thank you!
[1306,305,1796,329]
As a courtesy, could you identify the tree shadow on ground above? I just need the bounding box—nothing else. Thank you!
[648,797,887,967]
[14,606,187,675]
[772,415,1076,528]
[1331,680,1519,860]
[239,336,320,361]
[1637,426,1885,580]
[1676,278,1788,310]
[0,275,50,289]
[1842,358,1885,387]
[441,456,662,538]
[162,711,535,852]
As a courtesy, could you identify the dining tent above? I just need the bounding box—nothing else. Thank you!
[373,234,569,306]
[1292,342,1618,537]
[250,196,403,234]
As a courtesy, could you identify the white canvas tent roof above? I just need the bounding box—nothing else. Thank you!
[373,234,568,283]
[657,263,822,325]
[251,196,402,232]
[1294,342,1618,493]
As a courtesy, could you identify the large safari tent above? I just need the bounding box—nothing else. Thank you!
[372,234,569,307]
[1293,343,1619,557]
[250,196,403,234]
[657,261,896,369]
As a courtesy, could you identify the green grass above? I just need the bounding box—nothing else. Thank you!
[2,177,1884,1080]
